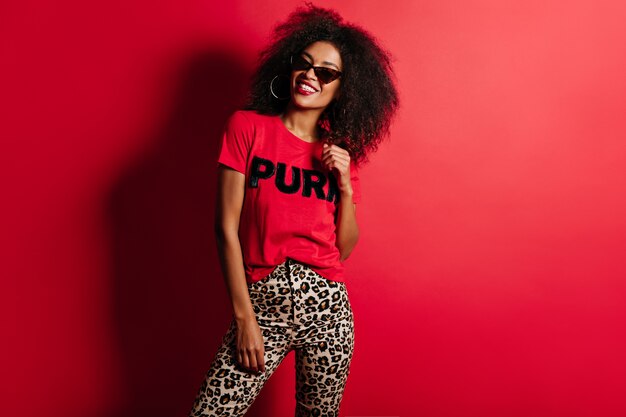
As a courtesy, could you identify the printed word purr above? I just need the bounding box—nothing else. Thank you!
[249,155,340,204]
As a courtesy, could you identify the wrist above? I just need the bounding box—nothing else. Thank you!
[234,307,256,322]
[340,186,353,197]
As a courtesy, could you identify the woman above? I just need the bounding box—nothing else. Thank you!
[189,4,398,416]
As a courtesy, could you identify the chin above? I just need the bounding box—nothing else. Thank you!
[290,94,331,111]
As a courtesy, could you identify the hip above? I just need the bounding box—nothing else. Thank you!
[247,257,353,327]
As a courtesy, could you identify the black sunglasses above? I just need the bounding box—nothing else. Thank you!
[290,54,342,85]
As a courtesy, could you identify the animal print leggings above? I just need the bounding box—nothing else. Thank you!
[188,257,356,417]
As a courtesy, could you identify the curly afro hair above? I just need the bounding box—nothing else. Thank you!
[244,3,399,166]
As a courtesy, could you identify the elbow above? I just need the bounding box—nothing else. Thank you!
[338,233,359,261]
[339,246,356,261]
[214,221,239,247]
[214,222,226,244]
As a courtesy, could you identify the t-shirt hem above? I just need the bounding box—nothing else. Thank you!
[245,264,345,284]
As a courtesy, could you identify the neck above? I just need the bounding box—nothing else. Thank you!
[280,103,324,142]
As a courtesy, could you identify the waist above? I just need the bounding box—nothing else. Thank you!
[245,256,345,284]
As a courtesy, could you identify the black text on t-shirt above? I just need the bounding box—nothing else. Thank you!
[249,155,340,204]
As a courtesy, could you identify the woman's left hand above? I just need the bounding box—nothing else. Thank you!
[321,141,353,194]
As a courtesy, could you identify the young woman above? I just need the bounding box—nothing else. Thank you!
[189,4,398,416]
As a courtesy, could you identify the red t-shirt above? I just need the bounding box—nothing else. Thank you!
[216,110,361,283]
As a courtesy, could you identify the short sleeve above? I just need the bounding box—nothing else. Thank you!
[349,161,361,204]
[216,111,255,174]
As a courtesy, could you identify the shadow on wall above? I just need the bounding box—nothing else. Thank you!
[105,49,275,417]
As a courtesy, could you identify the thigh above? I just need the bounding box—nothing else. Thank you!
[189,319,289,416]
[293,279,356,416]
[189,270,293,416]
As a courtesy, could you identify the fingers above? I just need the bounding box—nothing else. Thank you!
[322,143,350,162]
[322,157,349,174]
[256,348,266,373]
[322,152,349,166]
[322,143,350,173]
[236,324,266,375]
[248,352,258,373]
[248,347,266,373]
[238,345,265,374]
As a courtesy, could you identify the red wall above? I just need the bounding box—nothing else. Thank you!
[3,1,626,416]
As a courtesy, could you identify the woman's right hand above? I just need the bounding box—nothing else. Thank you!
[235,315,266,374]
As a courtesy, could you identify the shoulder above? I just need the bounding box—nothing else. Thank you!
[222,111,258,140]
[222,110,278,144]
[228,109,275,127]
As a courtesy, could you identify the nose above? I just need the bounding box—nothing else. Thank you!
[304,66,317,81]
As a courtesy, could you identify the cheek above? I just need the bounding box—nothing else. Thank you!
[324,83,340,100]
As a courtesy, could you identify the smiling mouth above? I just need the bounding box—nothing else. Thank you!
[296,80,318,94]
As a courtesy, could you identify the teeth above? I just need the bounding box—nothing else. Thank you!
[299,82,316,93]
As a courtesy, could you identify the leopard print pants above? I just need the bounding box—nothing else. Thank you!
[188,257,356,416]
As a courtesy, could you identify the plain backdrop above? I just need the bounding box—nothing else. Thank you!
[2,1,626,416]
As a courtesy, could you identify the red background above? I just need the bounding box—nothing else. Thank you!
[3,1,626,416]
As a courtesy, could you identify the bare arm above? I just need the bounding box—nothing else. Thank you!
[214,165,253,319]
[335,193,359,261]
[214,164,265,373]
[322,142,360,260]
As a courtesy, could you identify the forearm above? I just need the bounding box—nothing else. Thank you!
[335,190,359,261]
[215,229,255,321]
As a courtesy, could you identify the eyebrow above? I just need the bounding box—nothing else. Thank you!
[302,51,341,71]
